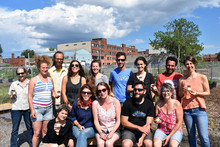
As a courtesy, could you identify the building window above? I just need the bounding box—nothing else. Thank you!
[65,44,69,46]
[74,44,77,46]
[82,43,86,45]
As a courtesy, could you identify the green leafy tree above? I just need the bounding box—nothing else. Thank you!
[49,47,55,51]
[150,18,203,61]
[217,52,220,61]
[0,44,3,56]
[21,49,35,58]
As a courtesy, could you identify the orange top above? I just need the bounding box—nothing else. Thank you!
[181,74,207,111]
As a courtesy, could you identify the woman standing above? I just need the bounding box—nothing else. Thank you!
[127,56,155,99]
[9,67,33,147]
[87,60,108,89]
[154,83,183,147]
[179,56,210,147]
[62,60,86,110]
[69,84,95,147]
[92,82,121,147]
[28,55,57,147]
[41,105,74,147]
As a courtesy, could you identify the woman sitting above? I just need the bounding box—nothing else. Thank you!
[40,105,74,147]
[92,82,121,147]
[154,83,183,147]
[69,84,95,147]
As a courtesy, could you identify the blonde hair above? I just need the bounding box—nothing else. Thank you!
[34,55,51,68]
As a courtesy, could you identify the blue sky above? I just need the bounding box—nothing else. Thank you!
[0,0,220,58]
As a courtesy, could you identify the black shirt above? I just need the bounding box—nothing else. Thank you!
[127,72,154,97]
[43,119,74,145]
[122,97,154,127]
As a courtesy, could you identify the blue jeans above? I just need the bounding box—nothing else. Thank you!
[184,108,210,147]
[72,126,95,147]
[10,110,33,147]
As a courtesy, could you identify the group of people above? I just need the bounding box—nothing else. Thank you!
[9,51,210,147]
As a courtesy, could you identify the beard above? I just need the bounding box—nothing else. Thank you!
[133,93,145,103]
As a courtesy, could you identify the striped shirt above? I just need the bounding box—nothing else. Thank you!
[33,76,53,107]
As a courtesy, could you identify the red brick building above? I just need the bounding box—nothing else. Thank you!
[203,54,218,62]
[91,38,138,65]
[3,54,26,66]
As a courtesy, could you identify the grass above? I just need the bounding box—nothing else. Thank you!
[0,85,11,104]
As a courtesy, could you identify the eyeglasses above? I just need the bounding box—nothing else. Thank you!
[98,88,107,93]
[134,88,144,92]
[55,58,63,61]
[82,91,92,95]
[117,59,126,62]
[71,64,79,67]
[17,72,25,75]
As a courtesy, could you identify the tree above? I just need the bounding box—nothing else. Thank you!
[49,47,55,51]
[0,44,3,56]
[150,18,203,61]
[217,52,220,61]
[21,49,35,58]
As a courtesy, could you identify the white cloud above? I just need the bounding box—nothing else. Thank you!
[1,0,220,57]
[130,39,145,45]
[204,44,220,49]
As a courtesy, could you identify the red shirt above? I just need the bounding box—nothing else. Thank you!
[156,72,183,101]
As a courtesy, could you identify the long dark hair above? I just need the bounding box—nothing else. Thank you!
[87,60,101,89]
[77,84,95,108]
[67,60,85,77]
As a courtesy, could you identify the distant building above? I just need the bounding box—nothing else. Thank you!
[3,54,26,66]
[203,54,218,62]
[57,38,138,65]
[138,49,149,55]
[148,44,167,54]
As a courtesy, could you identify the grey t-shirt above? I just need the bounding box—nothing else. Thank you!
[95,75,109,85]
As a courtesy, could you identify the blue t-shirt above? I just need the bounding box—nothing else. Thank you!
[109,68,133,103]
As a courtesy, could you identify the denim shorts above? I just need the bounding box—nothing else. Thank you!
[31,105,53,122]
[154,129,183,143]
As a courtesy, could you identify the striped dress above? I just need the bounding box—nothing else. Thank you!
[33,76,53,107]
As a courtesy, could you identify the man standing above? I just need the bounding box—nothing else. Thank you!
[109,52,132,103]
[48,51,68,106]
[154,56,183,101]
[121,81,154,147]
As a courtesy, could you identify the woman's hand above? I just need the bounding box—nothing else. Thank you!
[136,136,144,147]
[31,110,36,119]
[67,139,74,147]
[154,117,161,124]
[78,125,85,131]
[100,132,107,140]
[107,132,113,140]
[162,135,171,146]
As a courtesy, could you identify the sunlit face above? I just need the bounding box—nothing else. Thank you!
[92,62,101,75]
[71,61,79,73]
[136,60,146,72]
[39,63,48,76]
[81,88,92,102]
[133,84,146,98]
[16,68,26,81]
[162,88,172,100]
[97,85,108,99]
[166,60,176,75]
[184,60,195,73]
[116,55,126,69]
[57,109,68,121]
[54,53,64,67]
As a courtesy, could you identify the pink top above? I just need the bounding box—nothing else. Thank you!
[180,74,207,110]
[97,98,116,132]
[158,108,182,134]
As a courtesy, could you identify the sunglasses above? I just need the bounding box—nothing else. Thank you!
[98,88,107,93]
[82,91,92,95]
[134,88,144,92]
[117,59,126,62]
[17,72,25,75]
[71,64,79,67]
